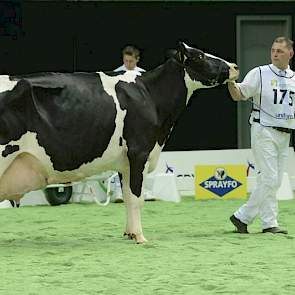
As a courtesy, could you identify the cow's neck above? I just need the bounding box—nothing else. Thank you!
[143,59,193,146]
[144,58,190,117]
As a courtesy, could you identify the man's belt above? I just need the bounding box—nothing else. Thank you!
[253,118,292,134]
[272,126,292,134]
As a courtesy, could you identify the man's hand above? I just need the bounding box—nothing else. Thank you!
[228,80,243,101]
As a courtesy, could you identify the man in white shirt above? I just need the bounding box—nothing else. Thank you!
[228,37,295,234]
[113,45,146,203]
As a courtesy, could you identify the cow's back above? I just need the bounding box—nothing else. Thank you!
[4,73,119,172]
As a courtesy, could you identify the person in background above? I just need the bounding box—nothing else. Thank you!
[228,36,295,234]
[114,45,145,73]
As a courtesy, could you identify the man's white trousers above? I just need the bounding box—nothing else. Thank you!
[235,123,290,229]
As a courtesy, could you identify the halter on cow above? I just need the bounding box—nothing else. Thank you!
[0,42,238,243]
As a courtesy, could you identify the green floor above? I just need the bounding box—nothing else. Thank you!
[0,197,294,295]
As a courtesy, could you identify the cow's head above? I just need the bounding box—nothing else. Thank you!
[175,42,238,88]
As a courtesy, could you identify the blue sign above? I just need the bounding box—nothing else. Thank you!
[199,175,242,197]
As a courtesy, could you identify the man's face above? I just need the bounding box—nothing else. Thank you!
[123,54,139,70]
[271,41,294,70]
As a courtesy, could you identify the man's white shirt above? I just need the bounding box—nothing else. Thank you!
[114,64,145,75]
[237,64,295,129]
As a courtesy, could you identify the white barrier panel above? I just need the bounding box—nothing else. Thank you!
[149,173,180,202]
[248,172,293,200]
[276,172,293,200]
[0,200,13,208]
[22,190,49,206]
[149,149,256,193]
[150,148,295,195]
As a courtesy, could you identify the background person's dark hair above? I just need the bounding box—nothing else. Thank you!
[122,45,141,59]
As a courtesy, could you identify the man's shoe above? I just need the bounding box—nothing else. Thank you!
[114,194,124,203]
[230,215,249,234]
[262,227,288,234]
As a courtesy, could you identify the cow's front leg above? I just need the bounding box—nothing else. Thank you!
[121,169,147,243]
[121,151,149,243]
[121,172,146,243]
[124,191,146,243]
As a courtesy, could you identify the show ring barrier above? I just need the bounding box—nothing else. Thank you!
[146,173,180,203]
[0,148,294,208]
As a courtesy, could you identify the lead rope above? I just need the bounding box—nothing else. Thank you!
[93,173,118,206]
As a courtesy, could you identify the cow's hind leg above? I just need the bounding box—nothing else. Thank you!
[0,152,48,201]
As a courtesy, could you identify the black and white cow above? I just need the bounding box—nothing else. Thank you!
[0,42,238,243]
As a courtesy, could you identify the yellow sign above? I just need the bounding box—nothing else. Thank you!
[195,165,247,200]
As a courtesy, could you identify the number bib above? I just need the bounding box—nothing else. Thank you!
[260,65,295,129]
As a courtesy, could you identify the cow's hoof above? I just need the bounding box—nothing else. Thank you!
[123,232,147,243]
[123,232,136,240]
[136,235,147,244]
[123,232,133,240]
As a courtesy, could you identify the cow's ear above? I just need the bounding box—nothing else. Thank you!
[178,42,193,59]
[176,42,187,63]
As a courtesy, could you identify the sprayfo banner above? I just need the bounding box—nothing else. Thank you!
[195,165,247,200]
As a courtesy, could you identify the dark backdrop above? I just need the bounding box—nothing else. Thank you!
[0,1,294,151]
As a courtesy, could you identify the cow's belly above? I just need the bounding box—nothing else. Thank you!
[5,133,126,183]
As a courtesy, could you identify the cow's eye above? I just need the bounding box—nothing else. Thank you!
[192,56,200,62]
[199,54,203,59]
